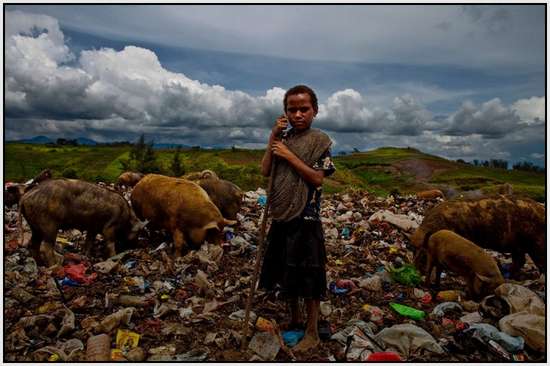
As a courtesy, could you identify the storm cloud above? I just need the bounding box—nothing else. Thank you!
[4,9,546,166]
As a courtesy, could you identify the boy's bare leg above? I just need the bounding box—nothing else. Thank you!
[293,299,320,352]
[289,298,303,326]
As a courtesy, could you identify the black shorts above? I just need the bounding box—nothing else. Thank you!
[258,217,327,300]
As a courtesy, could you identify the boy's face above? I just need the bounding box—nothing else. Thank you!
[285,93,317,132]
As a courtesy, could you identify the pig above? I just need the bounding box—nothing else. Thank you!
[410,195,545,277]
[4,183,27,207]
[116,171,144,189]
[416,189,444,200]
[4,169,53,207]
[182,170,243,219]
[182,169,218,181]
[130,174,236,256]
[19,179,145,267]
[196,178,243,220]
[422,230,505,300]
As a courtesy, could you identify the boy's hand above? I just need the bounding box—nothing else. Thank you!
[271,115,288,137]
[271,141,294,161]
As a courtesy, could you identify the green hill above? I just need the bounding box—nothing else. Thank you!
[4,143,545,202]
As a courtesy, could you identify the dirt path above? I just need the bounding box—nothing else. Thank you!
[392,159,452,182]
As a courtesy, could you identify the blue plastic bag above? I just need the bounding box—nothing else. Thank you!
[282,330,305,347]
[257,195,267,206]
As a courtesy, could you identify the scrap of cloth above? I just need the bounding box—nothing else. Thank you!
[269,128,332,222]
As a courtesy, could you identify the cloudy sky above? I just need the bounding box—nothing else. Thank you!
[4,4,546,166]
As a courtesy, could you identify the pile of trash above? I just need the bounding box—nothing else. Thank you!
[3,188,546,361]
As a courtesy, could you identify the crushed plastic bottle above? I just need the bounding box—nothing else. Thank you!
[389,302,426,320]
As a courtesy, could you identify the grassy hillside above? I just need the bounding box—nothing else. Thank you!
[4,143,545,201]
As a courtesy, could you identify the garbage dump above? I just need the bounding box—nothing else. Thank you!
[4,186,545,361]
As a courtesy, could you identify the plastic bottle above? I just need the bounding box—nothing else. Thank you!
[86,334,111,361]
[389,302,426,320]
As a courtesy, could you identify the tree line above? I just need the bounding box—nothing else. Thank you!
[456,159,545,173]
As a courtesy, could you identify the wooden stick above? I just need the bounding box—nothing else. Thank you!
[241,158,277,351]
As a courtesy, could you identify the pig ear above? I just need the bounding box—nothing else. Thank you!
[134,219,149,231]
[222,218,238,227]
[475,273,493,283]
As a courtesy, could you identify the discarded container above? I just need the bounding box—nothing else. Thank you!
[436,290,462,302]
[431,302,463,317]
[255,317,274,332]
[257,195,267,206]
[389,303,425,320]
[282,330,305,347]
[329,281,349,295]
[341,227,351,239]
[115,329,140,350]
[366,351,402,361]
[388,264,421,286]
[86,334,111,361]
[362,304,384,325]
[466,323,524,353]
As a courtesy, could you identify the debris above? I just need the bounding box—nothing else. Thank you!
[498,311,545,352]
[465,323,525,353]
[431,302,463,317]
[390,303,426,320]
[374,324,444,359]
[388,264,422,286]
[248,332,280,361]
[282,330,304,347]
[86,334,111,361]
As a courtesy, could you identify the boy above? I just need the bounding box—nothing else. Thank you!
[259,85,335,352]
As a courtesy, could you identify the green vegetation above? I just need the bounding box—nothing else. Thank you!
[4,143,545,202]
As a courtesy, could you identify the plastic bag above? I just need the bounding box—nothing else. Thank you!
[388,264,421,286]
[499,311,544,352]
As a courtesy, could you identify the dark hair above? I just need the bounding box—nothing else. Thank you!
[284,85,318,113]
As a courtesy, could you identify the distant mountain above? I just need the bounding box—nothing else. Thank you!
[152,143,192,149]
[15,135,53,144]
[76,137,97,145]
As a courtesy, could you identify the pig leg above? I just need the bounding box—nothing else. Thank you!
[173,229,187,257]
[40,226,59,267]
[434,265,442,290]
[102,227,117,258]
[509,250,526,278]
[424,253,434,287]
[82,231,97,257]
[28,228,43,266]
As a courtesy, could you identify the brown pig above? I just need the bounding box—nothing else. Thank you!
[116,171,144,189]
[416,189,444,200]
[4,169,53,207]
[19,179,145,267]
[410,195,545,277]
[184,172,243,220]
[182,169,218,181]
[422,230,504,300]
[196,178,243,220]
[130,174,236,256]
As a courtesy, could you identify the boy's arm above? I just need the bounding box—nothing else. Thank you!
[260,134,277,177]
[261,115,288,176]
[271,141,325,187]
